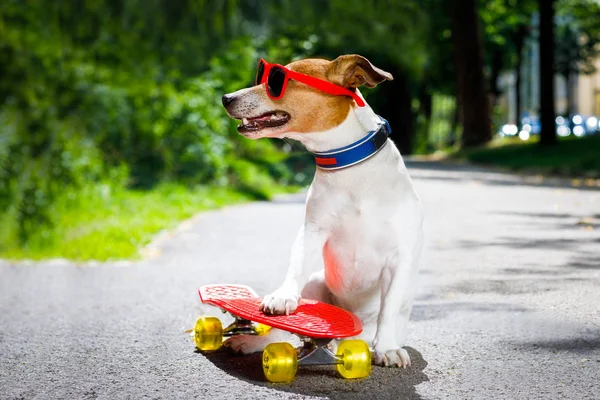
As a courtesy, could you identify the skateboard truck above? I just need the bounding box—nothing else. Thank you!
[298,338,340,366]
[222,315,272,337]
[223,316,261,336]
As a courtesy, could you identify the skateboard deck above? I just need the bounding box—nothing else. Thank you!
[199,284,362,338]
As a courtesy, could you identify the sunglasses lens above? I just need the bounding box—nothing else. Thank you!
[268,67,286,98]
[256,61,265,85]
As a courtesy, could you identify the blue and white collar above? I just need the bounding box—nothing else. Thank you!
[312,117,391,170]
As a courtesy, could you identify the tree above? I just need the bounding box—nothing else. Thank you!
[252,0,430,154]
[451,0,492,147]
[555,0,600,118]
[539,0,557,146]
[420,0,458,148]
[480,0,537,127]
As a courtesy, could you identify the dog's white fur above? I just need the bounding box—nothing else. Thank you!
[223,86,424,368]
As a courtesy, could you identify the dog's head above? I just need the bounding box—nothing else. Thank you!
[222,54,393,139]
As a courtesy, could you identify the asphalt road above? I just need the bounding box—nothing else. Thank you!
[1,161,599,400]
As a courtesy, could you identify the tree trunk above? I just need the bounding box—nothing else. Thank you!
[419,85,433,150]
[539,0,557,146]
[449,99,460,147]
[563,72,573,120]
[451,0,492,147]
[369,67,415,154]
[514,25,527,129]
[388,72,414,155]
[419,85,433,122]
[489,48,503,109]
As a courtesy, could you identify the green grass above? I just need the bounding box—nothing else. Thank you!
[0,183,299,261]
[453,135,600,178]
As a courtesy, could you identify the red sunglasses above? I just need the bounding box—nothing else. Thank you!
[255,58,365,107]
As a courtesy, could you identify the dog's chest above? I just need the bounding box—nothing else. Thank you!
[309,180,400,237]
[322,234,385,295]
[310,189,400,294]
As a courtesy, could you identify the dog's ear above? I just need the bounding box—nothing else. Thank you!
[327,54,393,89]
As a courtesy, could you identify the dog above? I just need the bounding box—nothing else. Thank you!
[221,54,424,368]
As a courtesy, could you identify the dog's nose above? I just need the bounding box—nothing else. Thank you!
[222,94,235,107]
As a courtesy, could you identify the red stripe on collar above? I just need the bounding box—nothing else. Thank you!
[315,157,337,166]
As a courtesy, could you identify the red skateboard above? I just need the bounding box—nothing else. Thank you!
[194,284,372,383]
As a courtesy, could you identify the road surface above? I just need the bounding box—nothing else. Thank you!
[1,161,599,399]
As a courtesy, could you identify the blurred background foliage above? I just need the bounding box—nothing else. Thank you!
[1,0,599,260]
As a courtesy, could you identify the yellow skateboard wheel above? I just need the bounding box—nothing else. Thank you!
[262,342,298,383]
[336,340,372,379]
[194,317,223,351]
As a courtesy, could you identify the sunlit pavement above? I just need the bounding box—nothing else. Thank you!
[1,161,599,400]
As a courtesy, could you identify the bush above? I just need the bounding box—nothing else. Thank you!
[0,3,293,252]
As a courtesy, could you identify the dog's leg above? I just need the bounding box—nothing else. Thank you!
[372,245,421,368]
[223,270,329,354]
[260,225,327,315]
[223,328,300,354]
[301,270,331,303]
[223,228,326,354]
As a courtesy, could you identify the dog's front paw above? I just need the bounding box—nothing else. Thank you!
[373,346,411,368]
[223,334,269,354]
[260,291,298,315]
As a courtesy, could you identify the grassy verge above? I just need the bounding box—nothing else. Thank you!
[452,135,600,178]
[0,183,299,262]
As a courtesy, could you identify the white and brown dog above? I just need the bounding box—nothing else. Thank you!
[221,55,424,368]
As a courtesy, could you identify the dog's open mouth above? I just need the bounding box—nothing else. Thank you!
[237,111,290,133]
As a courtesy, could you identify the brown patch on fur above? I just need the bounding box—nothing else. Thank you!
[327,55,393,89]
[234,59,352,135]
[274,59,352,134]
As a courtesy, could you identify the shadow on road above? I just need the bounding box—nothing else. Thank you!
[451,209,600,276]
[412,301,529,321]
[202,346,428,400]
[405,160,600,191]
[513,336,600,353]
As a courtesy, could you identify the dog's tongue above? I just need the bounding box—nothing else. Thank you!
[250,115,273,121]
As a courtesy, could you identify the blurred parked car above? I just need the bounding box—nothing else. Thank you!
[498,114,599,140]
[570,114,599,137]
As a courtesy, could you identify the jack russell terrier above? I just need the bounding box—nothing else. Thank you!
[221,54,424,368]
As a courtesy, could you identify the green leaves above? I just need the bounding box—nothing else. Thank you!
[6,0,597,254]
[0,2,286,248]
[555,0,600,76]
